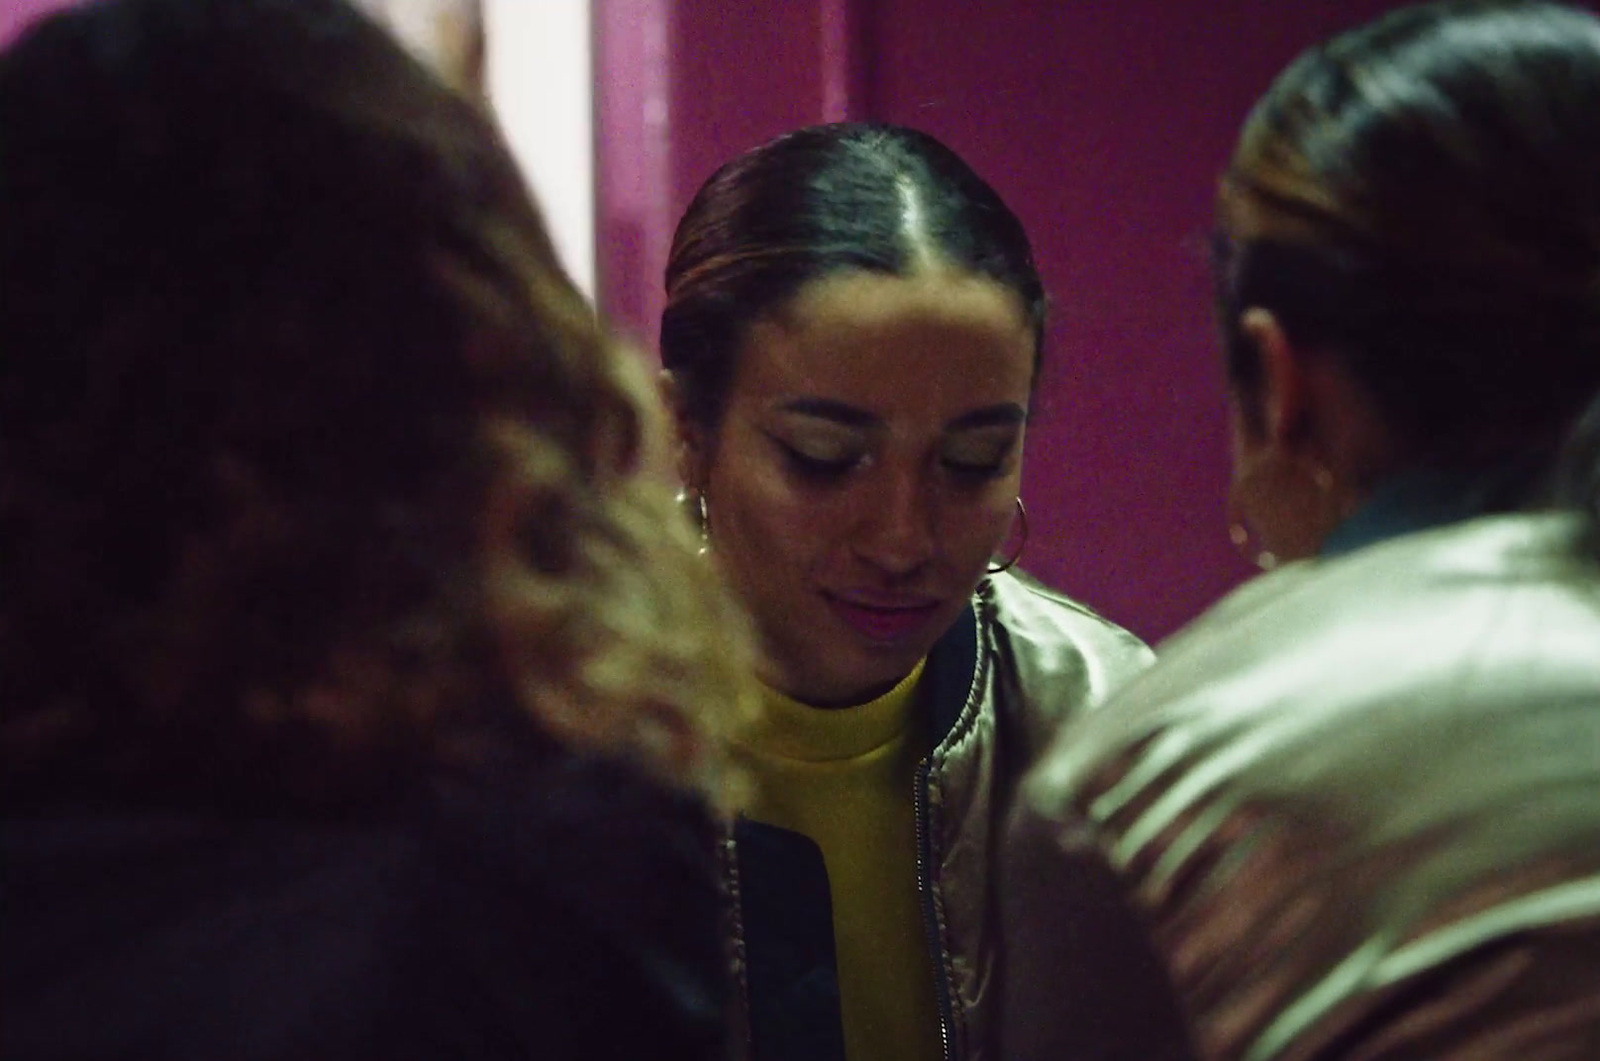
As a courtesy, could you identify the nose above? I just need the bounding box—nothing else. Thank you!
[855,466,938,576]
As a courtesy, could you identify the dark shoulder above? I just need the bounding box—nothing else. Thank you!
[1,755,729,1061]
[422,753,726,995]
[404,754,729,1059]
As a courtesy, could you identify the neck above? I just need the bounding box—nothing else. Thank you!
[1319,457,1541,557]
[759,663,915,711]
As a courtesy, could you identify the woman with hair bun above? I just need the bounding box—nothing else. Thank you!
[662,123,1153,1061]
[1007,3,1600,1058]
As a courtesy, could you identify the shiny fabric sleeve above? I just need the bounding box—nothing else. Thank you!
[1002,518,1600,1061]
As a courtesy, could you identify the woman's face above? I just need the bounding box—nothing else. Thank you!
[683,268,1035,706]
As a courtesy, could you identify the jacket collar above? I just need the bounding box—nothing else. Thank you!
[919,592,982,749]
[1321,460,1537,559]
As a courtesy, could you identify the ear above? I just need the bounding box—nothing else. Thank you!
[1239,308,1311,450]
[658,369,711,491]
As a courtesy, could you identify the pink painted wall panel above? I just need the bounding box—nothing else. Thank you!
[0,0,79,48]
[665,2,836,210]
[594,0,675,349]
[595,0,862,351]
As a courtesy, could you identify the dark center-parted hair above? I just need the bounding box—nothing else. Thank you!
[661,122,1046,431]
[0,0,752,809]
[1213,0,1600,497]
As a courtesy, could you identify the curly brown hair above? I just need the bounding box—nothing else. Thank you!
[0,0,753,811]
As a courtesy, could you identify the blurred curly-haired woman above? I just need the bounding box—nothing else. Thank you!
[0,1,753,1057]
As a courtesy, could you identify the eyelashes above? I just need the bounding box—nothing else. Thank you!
[941,458,1008,482]
[781,445,860,479]
[773,438,1008,484]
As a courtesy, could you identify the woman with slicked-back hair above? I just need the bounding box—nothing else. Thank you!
[0,1,753,1057]
[1007,2,1600,1058]
[661,123,1155,1061]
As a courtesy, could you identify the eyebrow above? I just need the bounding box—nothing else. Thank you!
[777,398,879,428]
[946,404,1028,431]
[776,398,1027,432]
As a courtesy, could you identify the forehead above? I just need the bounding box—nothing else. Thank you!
[732,269,1036,414]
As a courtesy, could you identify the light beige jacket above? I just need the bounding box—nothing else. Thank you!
[726,570,1152,1061]
[1006,513,1600,1061]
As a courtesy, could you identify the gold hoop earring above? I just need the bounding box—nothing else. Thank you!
[987,497,1028,575]
[1226,456,1339,571]
[1227,515,1278,571]
[677,487,711,554]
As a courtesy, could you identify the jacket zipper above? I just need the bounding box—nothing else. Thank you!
[719,827,756,1059]
[915,757,957,1061]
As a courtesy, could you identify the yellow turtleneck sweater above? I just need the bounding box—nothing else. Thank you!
[732,662,943,1061]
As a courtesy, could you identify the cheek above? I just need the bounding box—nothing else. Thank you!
[1227,399,1266,487]
[707,456,831,579]
[945,488,1021,567]
[1226,400,1246,468]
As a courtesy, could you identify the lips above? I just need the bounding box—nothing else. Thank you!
[825,594,944,644]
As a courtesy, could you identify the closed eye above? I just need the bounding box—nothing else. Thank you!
[941,457,1007,480]
[939,431,1017,482]
[770,436,863,480]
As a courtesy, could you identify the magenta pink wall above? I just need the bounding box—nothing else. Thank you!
[0,0,77,48]
[595,0,865,351]
[595,0,1404,641]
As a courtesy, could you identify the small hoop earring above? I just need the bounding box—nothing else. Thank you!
[1226,454,1337,571]
[1228,518,1278,571]
[987,497,1028,575]
[677,487,711,554]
